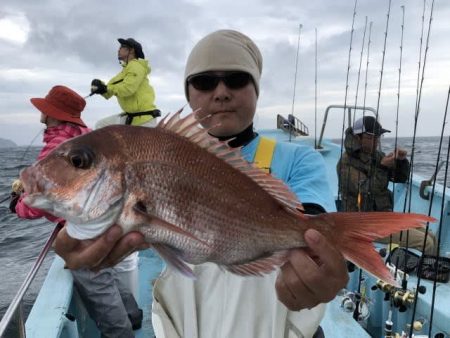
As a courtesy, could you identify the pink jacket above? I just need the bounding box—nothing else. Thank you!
[15,123,91,222]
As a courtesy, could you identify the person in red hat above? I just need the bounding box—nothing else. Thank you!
[11,85,142,337]
[12,85,90,219]
[91,37,160,128]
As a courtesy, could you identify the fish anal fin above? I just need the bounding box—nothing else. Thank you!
[224,250,289,276]
[152,243,195,279]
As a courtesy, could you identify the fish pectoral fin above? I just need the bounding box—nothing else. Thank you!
[224,250,289,276]
[152,243,196,279]
[133,202,211,249]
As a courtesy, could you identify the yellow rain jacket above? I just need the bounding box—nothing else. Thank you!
[103,59,157,126]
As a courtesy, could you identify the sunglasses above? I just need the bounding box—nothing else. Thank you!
[187,72,252,91]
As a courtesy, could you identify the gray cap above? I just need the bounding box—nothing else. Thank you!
[184,29,263,100]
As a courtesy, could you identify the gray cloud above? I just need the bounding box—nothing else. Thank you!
[1,0,449,145]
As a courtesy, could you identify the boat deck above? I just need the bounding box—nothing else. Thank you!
[26,250,377,338]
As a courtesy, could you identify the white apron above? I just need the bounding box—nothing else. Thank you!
[152,263,326,338]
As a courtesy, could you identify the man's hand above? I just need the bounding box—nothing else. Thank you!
[53,225,150,270]
[275,229,348,311]
[9,179,24,213]
[11,179,24,194]
[90,79,107,95]
[394,148,407,160]
[381,148,408,168]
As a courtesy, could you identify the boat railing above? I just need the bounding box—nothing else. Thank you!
[0,222,63,338]
[420,160,448,200]
[316,104,377,149]
[277,114,309,136]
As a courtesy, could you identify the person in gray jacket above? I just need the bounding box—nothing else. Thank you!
[337,116,436,253]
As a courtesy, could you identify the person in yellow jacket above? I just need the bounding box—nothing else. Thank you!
[91,38,161,128]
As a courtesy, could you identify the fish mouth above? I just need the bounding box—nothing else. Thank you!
[20,166,53,196]
[20,165,124,227]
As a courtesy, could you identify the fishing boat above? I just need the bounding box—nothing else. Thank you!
[0,104,449,338]
[2,0,449,335]
[259,106,450,338]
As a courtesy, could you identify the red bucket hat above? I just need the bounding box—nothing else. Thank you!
[30,85,87,127]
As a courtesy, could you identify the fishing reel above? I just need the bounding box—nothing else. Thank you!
[340,289,371,322]
[392,286,426,312]
[393,289,415,311]
[372,279,426,311]
[373,279,396,293]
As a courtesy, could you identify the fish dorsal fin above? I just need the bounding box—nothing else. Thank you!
[157,109,304,213]
[224,250,289,276]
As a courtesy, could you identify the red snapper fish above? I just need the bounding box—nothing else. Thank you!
[20,110,434,284]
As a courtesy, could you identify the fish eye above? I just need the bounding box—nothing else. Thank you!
[68,147,95,169]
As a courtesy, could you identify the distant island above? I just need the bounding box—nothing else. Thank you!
[0,138,17,148]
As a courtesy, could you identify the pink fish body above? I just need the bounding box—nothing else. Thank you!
[20,110,435,284]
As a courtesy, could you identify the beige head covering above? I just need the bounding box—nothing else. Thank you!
[184,29,263,100]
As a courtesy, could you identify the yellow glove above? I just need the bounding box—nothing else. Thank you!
[12,179,24,194]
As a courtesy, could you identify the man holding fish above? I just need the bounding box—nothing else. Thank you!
[24,30,432,337]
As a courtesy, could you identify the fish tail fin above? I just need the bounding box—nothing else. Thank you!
[310,212,435,285]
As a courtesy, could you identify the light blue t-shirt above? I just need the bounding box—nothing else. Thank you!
[242,135,336,213]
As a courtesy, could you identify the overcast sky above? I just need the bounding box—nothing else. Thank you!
[1,0,449,145]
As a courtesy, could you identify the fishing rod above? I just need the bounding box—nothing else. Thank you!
[337,0,358,204]
[0,129,43,204]
[84,92,94,99]
[0,222,64,336]
[426,87,450,338]
[408,85,449,338]
[365,0,392,254]
[373,0,392,124]
[362,21,372,115]
[353,16,368,116]
[314,28,318,149]
[389,5,406,282]
[85,78,122,99]
[391,5,405,211]
[402,0,435,294]
[364,0,391,265]
[405,0,429,215]
[395,0,427,296]
[350,15,369,322]
[289,24,302,143]
[0,195,11,204]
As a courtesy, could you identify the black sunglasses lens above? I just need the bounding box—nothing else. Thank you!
[189,75,219,91]
[188,72,251,91]
[223,73,251,89]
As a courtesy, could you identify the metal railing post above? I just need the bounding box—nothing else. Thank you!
[0,223,63,337]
